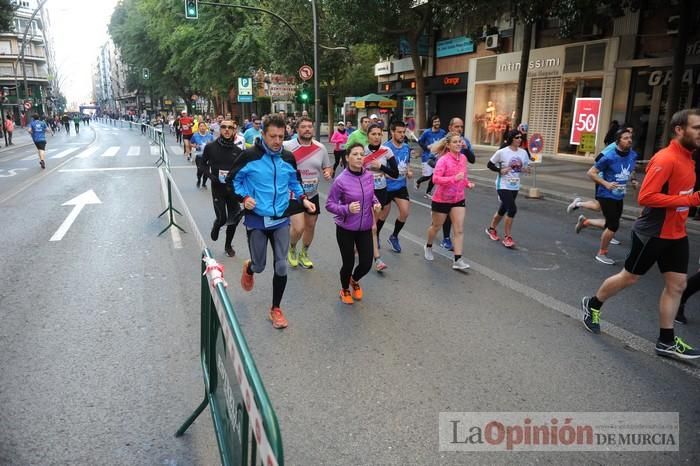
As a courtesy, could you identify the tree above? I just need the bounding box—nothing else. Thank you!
[0,0,17,33]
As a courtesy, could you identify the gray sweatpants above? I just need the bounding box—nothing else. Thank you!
[246,225,289,276]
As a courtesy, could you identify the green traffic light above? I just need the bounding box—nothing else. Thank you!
[188,7,195,14]
[301,93,308,101]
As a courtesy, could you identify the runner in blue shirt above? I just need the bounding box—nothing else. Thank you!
[191,122,215,189]
[415,115,446,197]
[27,113,49,169]
[380,120,412,253]
[243,117,262,147]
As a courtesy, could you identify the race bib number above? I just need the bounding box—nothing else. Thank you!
[302,177,319,194]
[505,175,519,189]
[373,173,386,189]
[398,161,408,177]
[218,169,229,184]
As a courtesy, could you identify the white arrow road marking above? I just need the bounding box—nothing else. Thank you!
[76,147,99,158]
[0,168,28,177]
[49,189,102,242]
[101,146,119,157]
[127,146,140,156]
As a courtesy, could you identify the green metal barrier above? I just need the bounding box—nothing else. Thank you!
[154,128,185,236]
[176,249,284,466]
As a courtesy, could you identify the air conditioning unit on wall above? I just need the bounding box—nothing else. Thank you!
[485,34,499,50]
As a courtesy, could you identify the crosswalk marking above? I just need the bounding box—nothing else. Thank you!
[150,146,160,156]
[76,147,99,158]
[127,146,141,156]
[50,148,78,159]
[170,145,183,155]
[101,146,119,157]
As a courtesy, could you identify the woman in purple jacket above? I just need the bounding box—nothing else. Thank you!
[326,143,382,305]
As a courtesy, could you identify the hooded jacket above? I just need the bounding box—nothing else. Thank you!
[325,167,378,232]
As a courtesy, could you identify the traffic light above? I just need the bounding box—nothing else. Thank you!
[184,0,198,19]
[143,68,150,80]
[296,83,311,104]
[300,90,309,102]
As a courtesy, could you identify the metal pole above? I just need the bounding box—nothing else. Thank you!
[311,0,320,138]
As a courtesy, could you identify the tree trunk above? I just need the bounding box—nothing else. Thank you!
[410,36,426,131]
[663,0,691,141]
[326,89,334,142]
[514,21,533,126]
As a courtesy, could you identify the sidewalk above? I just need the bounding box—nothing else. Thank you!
[0,128,33,153]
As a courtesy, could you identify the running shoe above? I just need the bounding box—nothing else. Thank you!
[575,215,587,234]
[414,180,420,190]
[452,258,470,270]
[268,306,288,329]
[350,278,363,300]
[196,180,200,188]
[201,183,207,189]
[440,238,453,251]
[595,253,615,265]
[655,336,700,360]
[424,193,432,200]
[485,227,499,241]
[388,235,402,253]
[298,248,313,269]
[502,236,515,248]
[675,304,688,325]
[340,289,354,305]
[375,258,388,272]
[39,160,45,169]
[423,245,434,261]
[581,296,601,334]
[567,197,581,214]
[287,247,298,267]
[225,245,235,258]
[609,238,621,245]
[210,220,220,241]
[241,259,254,292]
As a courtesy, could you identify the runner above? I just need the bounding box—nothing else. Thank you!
[381,120,412,253]
[284,117,332,269]
[485,129,530,248]
[27,113,48,169]
[174,114,182,144]
[423,132,474,270]
[243,117,262,147]
[439,117,476,251]
[581,108,700,360]
[330,121,348,176]
[326,143,382,304]
[569,128,638,264]
[191,122,214,189]
[180,110,194,161]
[346,115,370,148]
[203,119,244,257]
[62,113,70,133]
[415,115,446,198]
[233,114,316,329]
[364,123,399,272]
[4,114,14,145]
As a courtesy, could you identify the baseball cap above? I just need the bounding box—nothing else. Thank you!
[369,114,378,119]
[180,110,187,114]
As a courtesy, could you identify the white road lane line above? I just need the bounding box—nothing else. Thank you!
[50,148,79,159]
[76,147,99,158]
[150,146,159,156]
[101,146,119,157]
[59,166,154,172]
[127,146,141,156]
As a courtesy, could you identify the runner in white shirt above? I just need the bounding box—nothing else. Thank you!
[283,117,332,269]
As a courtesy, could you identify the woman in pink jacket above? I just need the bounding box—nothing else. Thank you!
[330,121,349,176]
[424,132,474,270]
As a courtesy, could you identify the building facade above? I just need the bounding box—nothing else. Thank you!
[0,0,58,120]
[93,39,131,116]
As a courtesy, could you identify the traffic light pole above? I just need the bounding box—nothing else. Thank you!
[311,0,320,138]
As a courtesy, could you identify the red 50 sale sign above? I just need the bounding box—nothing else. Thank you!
[570,98,601,145]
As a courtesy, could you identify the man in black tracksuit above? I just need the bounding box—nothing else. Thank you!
[203,119,244,257]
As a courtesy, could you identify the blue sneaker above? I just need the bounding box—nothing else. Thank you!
[440,238,453,251]
[388,235,401,253]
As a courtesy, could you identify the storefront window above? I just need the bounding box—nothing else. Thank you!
[558,77,603,154]
[472,83,517,146]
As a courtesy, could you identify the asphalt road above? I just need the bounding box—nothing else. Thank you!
[1,123,699,465]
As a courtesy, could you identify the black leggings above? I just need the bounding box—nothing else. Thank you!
[195,157,207,185]
[497,189,519,217]
[336,225,373,289]
[416,175,434,194]
[212,189,242,248]
[333,150,346,171]
[681,270,700,305]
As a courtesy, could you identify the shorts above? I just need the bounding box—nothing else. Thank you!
[624,231,689,275]
[386,186,410,203]
[34,141,46,150]
[182,134,193,140]
[375,188,390,207]
[284,194,321,217]
[421,161,434,177]
[431,199,466,214]
[596,197,624,232]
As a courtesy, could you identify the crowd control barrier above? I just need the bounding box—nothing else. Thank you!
[155,143,285,465]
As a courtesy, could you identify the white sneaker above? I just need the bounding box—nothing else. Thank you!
[424,245,434,261]
[610,238,621,245]
[595,254,615,265]
[452,258,470,270]
[567,197,582,214]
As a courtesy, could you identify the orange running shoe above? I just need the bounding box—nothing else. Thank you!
[269,306,288,329]
[241,259,254,291]
[340,288,354,305]
[349,278,363,301]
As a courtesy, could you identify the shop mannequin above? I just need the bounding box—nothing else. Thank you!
[485,101,497,144]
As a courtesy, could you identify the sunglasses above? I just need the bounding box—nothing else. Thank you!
[220,125,236,130]
[513,136,522,139]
